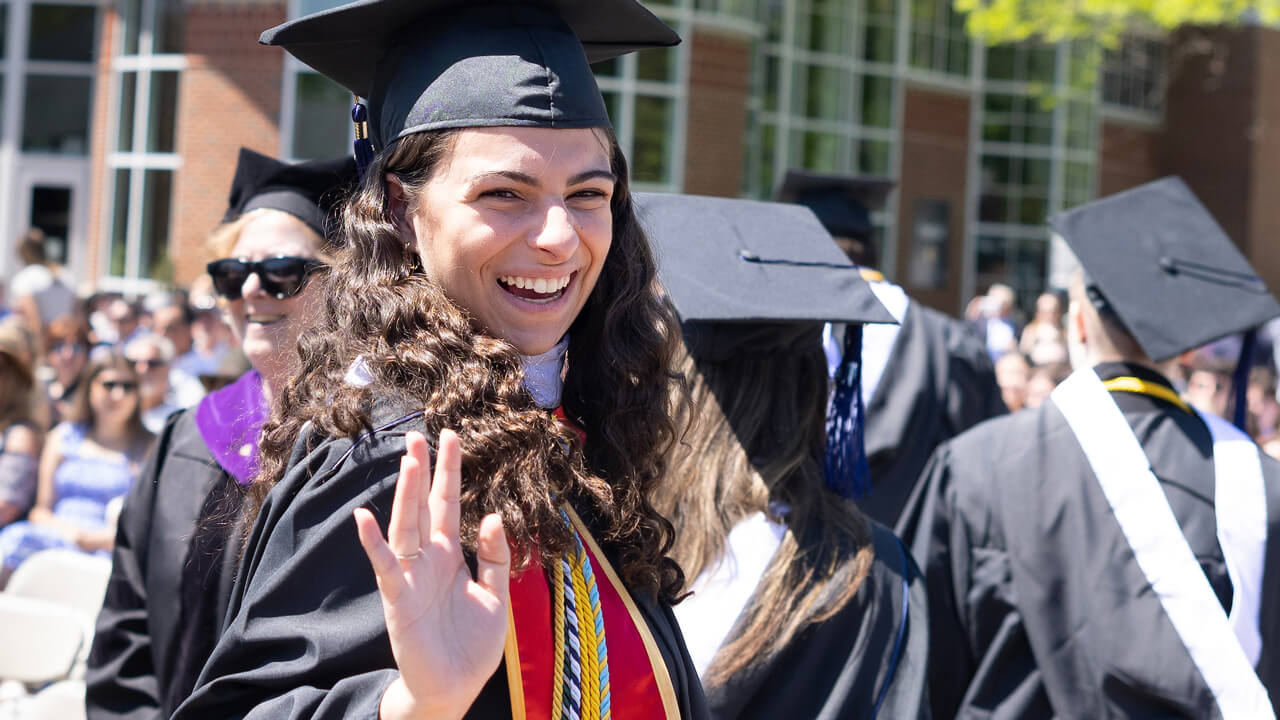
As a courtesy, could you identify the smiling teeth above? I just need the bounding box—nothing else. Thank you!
[500,275,571,293]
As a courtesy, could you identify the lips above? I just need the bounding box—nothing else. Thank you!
[498,272,575,304]
[246,313,286,325]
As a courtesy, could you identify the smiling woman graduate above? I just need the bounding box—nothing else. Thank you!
[172,2,706,719]
[85,149,355,720]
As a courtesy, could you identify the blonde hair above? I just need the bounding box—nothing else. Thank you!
[205,208,329,263]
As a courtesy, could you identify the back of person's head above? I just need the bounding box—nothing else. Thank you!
[16,229,46,266]
[1067,269,1147,365]
[657,324,873,687]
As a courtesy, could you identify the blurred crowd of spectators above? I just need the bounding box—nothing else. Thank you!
[966,282,1280,458]
[0,229,241,586]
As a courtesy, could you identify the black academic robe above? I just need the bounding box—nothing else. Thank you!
[704,523,931,720]
[899,362,1280,719]
[173,399,709,720]
[859,301,1006,528]
[85,409,245,720]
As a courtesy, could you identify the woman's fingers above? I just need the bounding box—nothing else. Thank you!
[389,432,430,559]
[429,429,463,544]
[354,507,406,602]
[474,513,511,605]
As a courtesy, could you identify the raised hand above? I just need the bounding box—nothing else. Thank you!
[354,429,511,720]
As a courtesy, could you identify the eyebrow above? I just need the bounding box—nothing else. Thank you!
[470,169,617,187]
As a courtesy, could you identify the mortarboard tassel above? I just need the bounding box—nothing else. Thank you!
[352,99,375,178]
[825,324,871,500]
[1230,328,1258,431]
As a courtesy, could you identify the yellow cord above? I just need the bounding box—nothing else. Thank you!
[1102,376,1192,414]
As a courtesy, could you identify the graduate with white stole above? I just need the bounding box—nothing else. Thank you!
[900,176,1280,719]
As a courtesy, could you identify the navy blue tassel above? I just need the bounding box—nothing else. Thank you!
[825,324,871,499]
[1231,329,1258,431]
[351,100,375,178]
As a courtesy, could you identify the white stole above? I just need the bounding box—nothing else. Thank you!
[1051,369,1273,719]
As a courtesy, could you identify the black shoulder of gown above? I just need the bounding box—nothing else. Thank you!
[859,301,1006,529]
[174,398,708,720]
[899,386,1280,720]
[705,522,930,720]
[86,407,246,720]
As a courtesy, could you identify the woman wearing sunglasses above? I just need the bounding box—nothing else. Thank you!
[174,2,706,719]
[86,148,356,720]
[0,349,150,587]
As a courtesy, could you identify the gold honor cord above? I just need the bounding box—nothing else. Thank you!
[1102,376,1193,414]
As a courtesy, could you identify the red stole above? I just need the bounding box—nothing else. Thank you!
[505,510,678,720]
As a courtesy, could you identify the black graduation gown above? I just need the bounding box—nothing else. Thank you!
[704,523,931,720]
[173,399,709,720]
[859,301,1006,528]
[899,362,1280,719]
[85,409,245,720]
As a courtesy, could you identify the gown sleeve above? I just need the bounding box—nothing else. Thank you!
[84,414,180,720]
[172,429,407,720]
[901,438,1052,719]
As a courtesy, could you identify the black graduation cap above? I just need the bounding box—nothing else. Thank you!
[635,192,894,500]
[259,0,680,149]
[224,148,357,239]
[634,192,894,336]
[775,170,896,241]
[1048,176,1280,363]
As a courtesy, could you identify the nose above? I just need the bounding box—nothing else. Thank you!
[241,268,267,298]
[531,202,580,262]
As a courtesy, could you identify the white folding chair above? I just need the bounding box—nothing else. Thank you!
[5,549,112,623]
[0,596,84,686]
[24,680,86,720]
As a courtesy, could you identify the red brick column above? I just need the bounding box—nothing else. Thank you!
[682,26,752,198]
[170,2,286,287]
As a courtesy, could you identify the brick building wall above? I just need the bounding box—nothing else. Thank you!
[1247,29,1280,297]
[84,10,117,290]
[896,84,970,314]
[170,2,286,286]
[1096,119,1161,197]
[1163,28,1257,263]
[681,26,751,198]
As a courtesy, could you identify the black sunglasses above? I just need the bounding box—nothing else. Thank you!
[99,380,138,393]
[206,256,324,301]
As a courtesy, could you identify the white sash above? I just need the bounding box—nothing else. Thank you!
[1052,369,1273,719]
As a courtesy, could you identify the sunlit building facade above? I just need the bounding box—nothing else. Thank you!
[3,0,1276,317]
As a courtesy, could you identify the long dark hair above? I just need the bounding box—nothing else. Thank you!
[249,128,684,600]
[653,327,875,685]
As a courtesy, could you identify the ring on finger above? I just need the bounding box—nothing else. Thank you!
[394,548,423,561]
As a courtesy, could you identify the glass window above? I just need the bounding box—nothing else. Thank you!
[153,0,184,55]
[292,72,350,160]
[121,0,140,55]
[859,139,890,174]
[140,170,173,280]
[909,0,969,76]
[797,63,846,121]
[23,75,92,154]
[798,130,843,172]
[861,74,893,127]
[976,233,1049,312]
[1102,35,1164,113]
[637,47,675,83]
[805,0,849,54]
[29,4,96,62]
[109,169,130,277]
[1064,100,1093,151]
[593,57,621,79]
[116,72,136,152]
[147,71,179,153]
[632,95,674,184]
[862,0,896,63]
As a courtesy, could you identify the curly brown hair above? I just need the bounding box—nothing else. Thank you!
[248,128,684,601]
